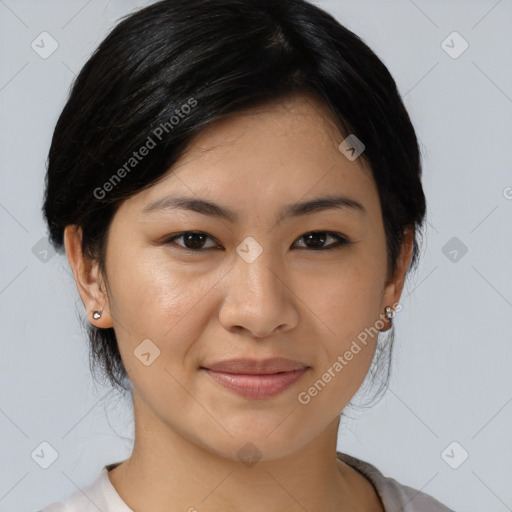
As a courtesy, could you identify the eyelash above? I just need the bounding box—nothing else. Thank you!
[163,231,353,252]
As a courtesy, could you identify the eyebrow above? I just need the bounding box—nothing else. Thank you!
[142,194,366,222]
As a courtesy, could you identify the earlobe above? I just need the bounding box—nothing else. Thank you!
[63,225,114,328]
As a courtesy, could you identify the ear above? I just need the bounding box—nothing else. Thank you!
[63,225,113,328]
[379,227,415,331]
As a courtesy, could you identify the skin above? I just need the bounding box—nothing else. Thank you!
[65,93,414,512]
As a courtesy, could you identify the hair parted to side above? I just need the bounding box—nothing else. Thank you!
[43,0,426,404]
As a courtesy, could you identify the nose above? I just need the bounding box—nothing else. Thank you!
[219,248,299,339]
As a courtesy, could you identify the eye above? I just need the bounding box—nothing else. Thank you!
[165,231,220,251]
[164,230,352,252]
[293,231,351,250]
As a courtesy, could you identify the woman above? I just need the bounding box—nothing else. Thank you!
[38,0,455,510]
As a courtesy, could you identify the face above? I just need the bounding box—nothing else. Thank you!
[69,94,411,461]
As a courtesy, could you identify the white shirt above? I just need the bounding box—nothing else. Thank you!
[36,451,455,511]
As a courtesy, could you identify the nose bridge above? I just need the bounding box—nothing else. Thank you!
[234,237,283,301]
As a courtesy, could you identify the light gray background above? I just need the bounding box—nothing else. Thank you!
[1,1,511,511]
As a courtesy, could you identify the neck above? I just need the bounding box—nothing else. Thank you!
[107,394,382,512]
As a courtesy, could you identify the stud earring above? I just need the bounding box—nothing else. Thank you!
[384,306,395,320]
[92,310,102,320]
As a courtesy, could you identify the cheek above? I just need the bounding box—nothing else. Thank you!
[104,251,217,394]
[295,265,383,412]
[105,248,226,355]
[293,249,386,406]
[297,250,385,342]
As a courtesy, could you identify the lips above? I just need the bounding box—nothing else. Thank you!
[201,357,310,399]
[203,357,309,374]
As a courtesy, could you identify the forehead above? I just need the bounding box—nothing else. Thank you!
[123,93,379,221]
[183,93,350,158]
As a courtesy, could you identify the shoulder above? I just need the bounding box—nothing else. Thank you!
[34,467,112,512]
[337,451,456,512]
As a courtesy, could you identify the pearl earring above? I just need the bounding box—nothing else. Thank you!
[384,306,395,320]
[92,310,102,320]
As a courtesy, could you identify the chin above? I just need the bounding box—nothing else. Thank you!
[190,419,319,465]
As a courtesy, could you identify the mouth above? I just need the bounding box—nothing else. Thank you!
[200,357,310,399]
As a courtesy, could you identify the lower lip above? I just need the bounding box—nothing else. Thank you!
[202,368,309,399]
